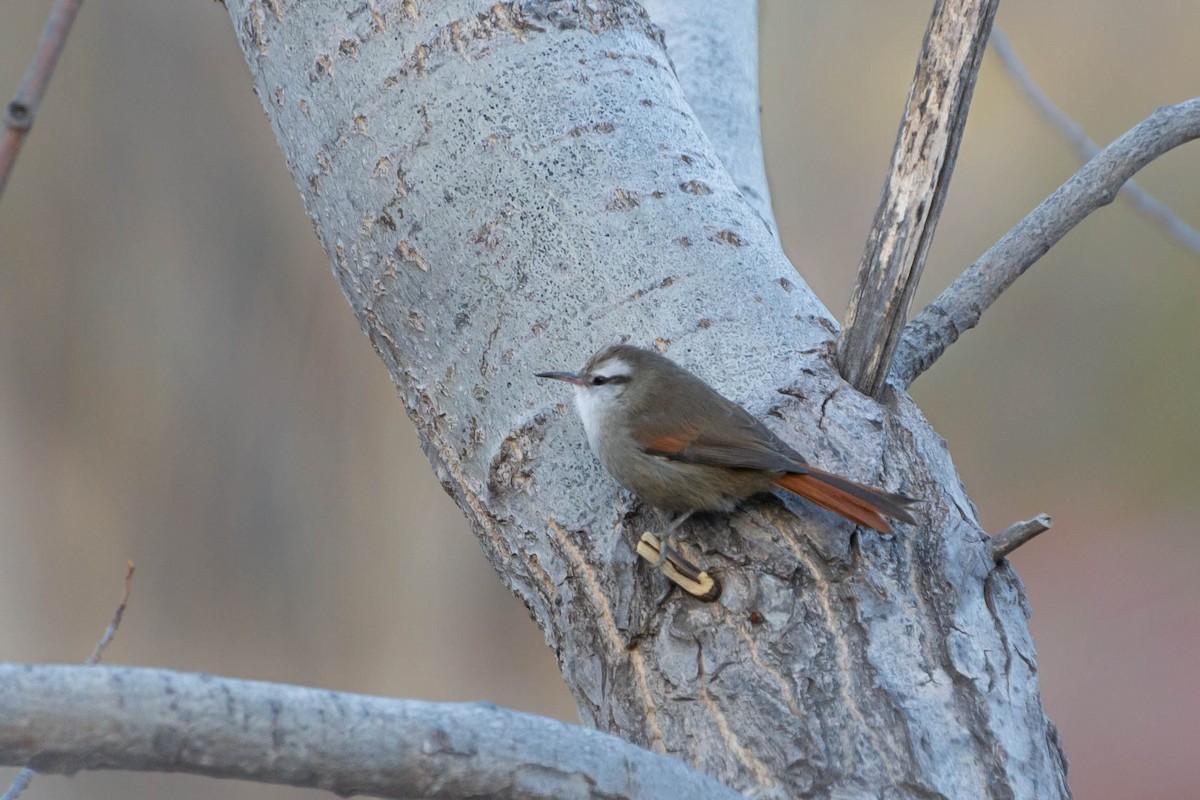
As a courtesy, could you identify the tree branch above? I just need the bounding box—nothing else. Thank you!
[989,514,1052,561]
[640,0,778,239]
[0,664,743,800]
[892,97,1200,387]
[218,1,1071,795]
[991,28,1200,258]
[838,0,998,398]
[0,0,85,200]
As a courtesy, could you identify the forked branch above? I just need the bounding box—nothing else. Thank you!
[2,561,134,800]
[991,28,1200,257]
[892,97,1200,387]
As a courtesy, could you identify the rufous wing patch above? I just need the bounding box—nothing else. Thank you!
[635,428,698,455]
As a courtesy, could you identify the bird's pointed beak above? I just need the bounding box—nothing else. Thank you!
[535,370,585,386]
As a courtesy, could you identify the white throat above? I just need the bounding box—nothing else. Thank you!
[571,359,631,455]
[573,386,609,454]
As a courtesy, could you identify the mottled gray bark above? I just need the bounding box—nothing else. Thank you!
[0,664,741,800]
[639,0,778,240]
[0,2,1074,798]
[214,0,1068,797]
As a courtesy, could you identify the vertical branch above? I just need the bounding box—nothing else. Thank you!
[0,0,85,200]
[837,0,998,397]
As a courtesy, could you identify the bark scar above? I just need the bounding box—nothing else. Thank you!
[780,536,903,784]
[547,518,665,752]
[695,637,778,790]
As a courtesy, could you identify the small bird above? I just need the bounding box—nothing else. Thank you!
[536,344,916,564]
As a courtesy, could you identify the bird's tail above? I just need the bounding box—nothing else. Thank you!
[773,468,917,533]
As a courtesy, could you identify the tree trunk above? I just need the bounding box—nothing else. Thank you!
[225,1,1069,797]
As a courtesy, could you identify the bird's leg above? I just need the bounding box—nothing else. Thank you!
[653,510,695,569]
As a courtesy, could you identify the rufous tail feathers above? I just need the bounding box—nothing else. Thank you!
[773,468,917,533]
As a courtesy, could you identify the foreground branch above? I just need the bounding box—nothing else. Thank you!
[0,664,742,800]
[892,97,1200,387]
[838,0,998,397]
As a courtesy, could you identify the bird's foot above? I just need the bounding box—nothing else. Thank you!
[650,510,694,569]
[635,532,720,602]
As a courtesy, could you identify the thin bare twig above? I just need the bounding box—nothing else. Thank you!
[2,560,134,800]
[989,514,1052,560]
[0,769,31,800]
[992,28,1200,257]
[0,0,85,200]
[86,560,135,665]
[838,0,999,398]
[892,97,1200,387]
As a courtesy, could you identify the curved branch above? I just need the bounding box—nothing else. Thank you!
[838,0,999,398]
[892,97,1200,387]
[991,28,1200,257]
[0,664,743,800]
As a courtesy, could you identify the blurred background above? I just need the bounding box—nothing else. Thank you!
[1,1,1197,797]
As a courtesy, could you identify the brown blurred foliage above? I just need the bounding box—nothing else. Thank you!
[1,2,1197,798]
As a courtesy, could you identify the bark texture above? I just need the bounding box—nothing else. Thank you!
[639,0,777,238]
[224,1,1069,797]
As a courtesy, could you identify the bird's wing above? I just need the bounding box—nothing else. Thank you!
[631,395,804,474]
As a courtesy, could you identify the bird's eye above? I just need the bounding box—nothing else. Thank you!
[590,375,609,386]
